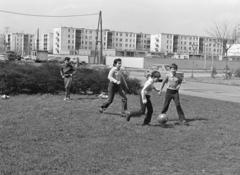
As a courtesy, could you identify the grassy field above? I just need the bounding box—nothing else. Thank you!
[1,93,240,175]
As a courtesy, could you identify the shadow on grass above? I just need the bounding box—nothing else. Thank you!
[150,117,208,128]
[77,96,99,100]
[148,123,175,128]
[167,117,208,122]
[103,111,124,117]
[185,118,208,122]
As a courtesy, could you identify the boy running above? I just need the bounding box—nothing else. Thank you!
[99,58,129,116]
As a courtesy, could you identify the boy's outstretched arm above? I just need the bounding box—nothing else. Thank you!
[108,67,120,84]
[141,80,151,104]
[158,77,168,95]
[121,74,130,92]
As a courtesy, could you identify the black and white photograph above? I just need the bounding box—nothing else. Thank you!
[1,0,240,174]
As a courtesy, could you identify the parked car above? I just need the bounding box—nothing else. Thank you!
[145,64,184,81]
[4,51,21,61]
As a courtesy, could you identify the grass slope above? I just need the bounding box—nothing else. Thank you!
[0,93,240,175]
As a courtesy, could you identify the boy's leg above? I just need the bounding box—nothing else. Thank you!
[100,82,115,111]
[173,92,186,121]
[161,90,173,114]
[118,86,127,114]
[64,77,72,100]
[126,94,146,121]
[143,96,153,125]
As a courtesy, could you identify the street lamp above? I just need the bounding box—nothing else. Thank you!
[204,43,208,69]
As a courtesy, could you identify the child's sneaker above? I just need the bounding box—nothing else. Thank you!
[125,111,131,122]
[177,120,189,126]
[99,107,105,113]
[64,97,71,101]
[121,112,126,117]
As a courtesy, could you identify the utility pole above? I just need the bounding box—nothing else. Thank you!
[191,43,198,78]
[94,11,103,64]
[36,28,39,51]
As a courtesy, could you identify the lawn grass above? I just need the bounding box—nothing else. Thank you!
[0,93,240,174]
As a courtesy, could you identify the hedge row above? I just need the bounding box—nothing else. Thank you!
[0,62,141,95]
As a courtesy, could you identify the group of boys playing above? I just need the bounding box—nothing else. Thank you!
[61,57,188,126]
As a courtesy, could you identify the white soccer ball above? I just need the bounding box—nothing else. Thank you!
[157,113,168,124]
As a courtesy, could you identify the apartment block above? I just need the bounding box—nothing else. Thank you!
[53,27,76,54]
[151,33,224,57]
[5,33,34,56]
[40,33,53,53]
[106,30,137,50]
[53,26,151,55]
[136,33,150,51]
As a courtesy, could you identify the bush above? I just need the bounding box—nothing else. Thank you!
[234,68,240,78]
[0,62,63,94]
[0,62,141,95]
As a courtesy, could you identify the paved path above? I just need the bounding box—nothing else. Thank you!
[180,81,240,103]
[129,71,240,103]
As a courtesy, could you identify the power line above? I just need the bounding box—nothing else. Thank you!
[0,9,99,17]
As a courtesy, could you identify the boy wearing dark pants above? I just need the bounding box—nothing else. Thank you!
[125,71,161,125]
[159,63,187,125]
[99,58,129,116]
[60,57,76,101]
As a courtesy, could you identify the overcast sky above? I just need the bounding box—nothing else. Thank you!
[1,0,240,36]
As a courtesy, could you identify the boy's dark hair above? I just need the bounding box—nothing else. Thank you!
[151,71,161,78]
[170,63,178,70]
[113,58,122,66]
[64,57,71,61]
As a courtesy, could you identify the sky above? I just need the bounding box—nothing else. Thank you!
[0,0,240,36]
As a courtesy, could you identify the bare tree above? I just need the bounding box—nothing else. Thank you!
[207,21,236,57]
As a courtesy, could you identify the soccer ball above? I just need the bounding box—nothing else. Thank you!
[157,113,168,124]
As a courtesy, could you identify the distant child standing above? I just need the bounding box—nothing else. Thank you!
[159,63,187,124]
[60,57,76,101]
[126,71,161,125]
[99,58,129,116]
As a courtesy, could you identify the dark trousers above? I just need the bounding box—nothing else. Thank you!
[64,77,72,98]
[129,94,153,124]
[161,89,185,121]
[101,82,127,113]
